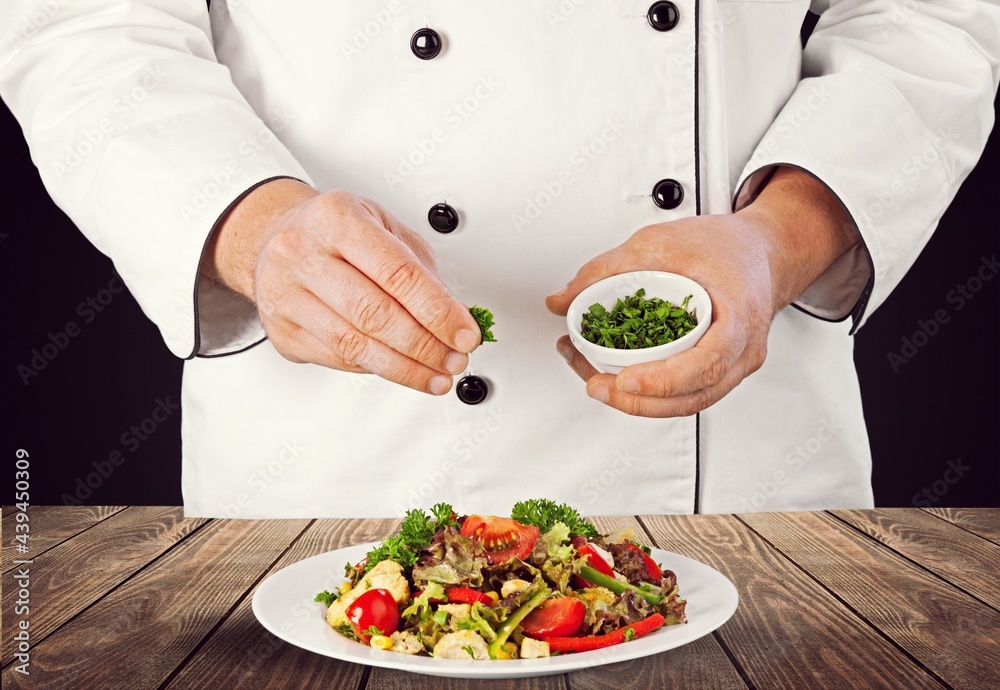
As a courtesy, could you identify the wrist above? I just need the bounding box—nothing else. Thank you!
[202,178,319,299]
[737,166,858,314]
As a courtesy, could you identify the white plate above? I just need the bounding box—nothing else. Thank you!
[252,543,738,679]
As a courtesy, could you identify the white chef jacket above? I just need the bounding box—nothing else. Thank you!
[2,1,997,518]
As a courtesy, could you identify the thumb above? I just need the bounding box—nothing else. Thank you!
[545,248,634,315]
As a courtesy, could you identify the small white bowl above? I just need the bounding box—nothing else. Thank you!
[566,271,712,375]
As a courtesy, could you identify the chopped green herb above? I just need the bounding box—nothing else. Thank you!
[511,498,599,539]
[469,306,497,343]
[335,623,358,641]
[365,503,455,571]
[314,590,339,607]
[624,628,636,641]
[364,624,385,638]
[462,645,476,659]
[581,288,697,350]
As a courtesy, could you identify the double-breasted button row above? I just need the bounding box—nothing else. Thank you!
[411,2,679,60]
[413,9,682,404]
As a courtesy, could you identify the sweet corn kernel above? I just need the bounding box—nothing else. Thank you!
[369,635,391,650]
[493,646,513,660]
[485,591,500,604]
[339,581,352,595]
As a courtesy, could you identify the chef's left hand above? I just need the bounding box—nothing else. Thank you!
[545,167,859,418]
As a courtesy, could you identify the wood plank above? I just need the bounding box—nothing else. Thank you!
[742,511,1000,690]
[639,513,945,690]
[833,508,1000,610]
[562,516,747,690]
[2,505,126,573]
[2,506,206,666]
[2,516,309,690]
[163,518,399,690]
[922,508,1000,545]
[368,670,566,690]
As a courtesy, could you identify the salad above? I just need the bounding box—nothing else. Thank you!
[314,499,687,660]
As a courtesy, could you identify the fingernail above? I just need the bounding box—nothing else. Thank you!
[618,376,640,394]
[445,351,468,375]
[556,342,574,363]
[455,329,479,353]
[429,375,451,396]
[587,383,610,403]
[547,285,568,299]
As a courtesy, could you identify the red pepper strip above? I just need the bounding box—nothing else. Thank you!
[546,613,666,653]
[446,587,493,605]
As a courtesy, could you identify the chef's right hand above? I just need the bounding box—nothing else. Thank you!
[203,178,481,394]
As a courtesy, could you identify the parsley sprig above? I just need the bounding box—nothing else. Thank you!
[314,590,339,607]
[581,289,696,350]
[469,306,497,343]
[511,498,599,538]
[364,502,458,572]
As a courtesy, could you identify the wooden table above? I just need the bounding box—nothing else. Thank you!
[2,508,998,689]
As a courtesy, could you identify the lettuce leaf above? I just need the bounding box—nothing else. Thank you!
[411,527,488,589]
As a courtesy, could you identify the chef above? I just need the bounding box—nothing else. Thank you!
[2,1,997,518]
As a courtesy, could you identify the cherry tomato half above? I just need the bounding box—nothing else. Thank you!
[347,588,399,644]
[623,542,662,580]
[520,597,586,639]
[571,537,615,588]
[461,515,540,565]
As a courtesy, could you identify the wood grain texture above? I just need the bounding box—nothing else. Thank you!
[833,508,1000,610]
[163,518,400,690]
[6,509,999,689]
[2,517,309,690]
[742,511,1000,689]
[922,508,1000,545]
[367,670,567,690]
[639,513,944,690]
[2,505,126,574]
[564,516,748,690]
[1,506,205,666]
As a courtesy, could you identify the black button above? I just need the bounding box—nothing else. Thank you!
[428,203,459,234]
[652,179,684,210]
[410,28,442,60]
[456,375,488,405]
[647,2,679,32]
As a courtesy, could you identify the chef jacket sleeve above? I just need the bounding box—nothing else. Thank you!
[0,0,313,358]
[733,0,1000,332]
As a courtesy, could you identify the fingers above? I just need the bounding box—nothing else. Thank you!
[612,313,746,399]
[336,200,481,353]
[556,315,761,418]
[277,289,456,395]
[300,254,468,376]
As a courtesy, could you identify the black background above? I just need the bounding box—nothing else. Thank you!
[3,16,998,509]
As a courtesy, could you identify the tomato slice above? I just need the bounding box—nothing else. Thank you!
[446,587,493,605]
[461,515,540,565]
[624,542,662,580]
[346,588,399,644]
[520,597,586,639]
